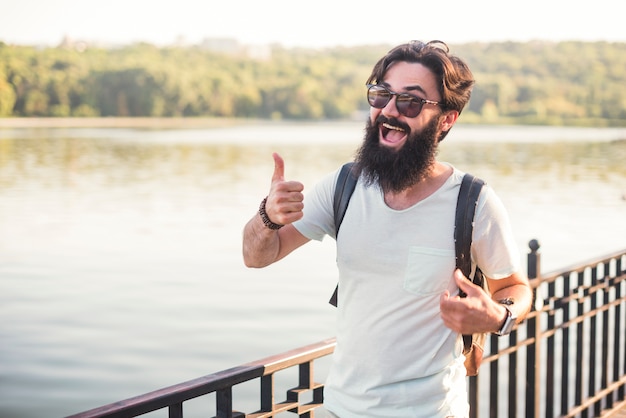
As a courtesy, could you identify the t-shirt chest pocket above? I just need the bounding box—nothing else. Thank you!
[404,246,456,296]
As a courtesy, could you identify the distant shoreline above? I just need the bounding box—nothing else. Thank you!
[2,119,626,143]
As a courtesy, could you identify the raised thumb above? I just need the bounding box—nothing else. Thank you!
[271,152,285,183]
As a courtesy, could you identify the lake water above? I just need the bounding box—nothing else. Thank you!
[1,121,625,417]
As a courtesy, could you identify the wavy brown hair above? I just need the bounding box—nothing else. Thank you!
[366,40,475,140]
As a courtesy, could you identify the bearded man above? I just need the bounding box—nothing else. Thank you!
[242,40,533,418]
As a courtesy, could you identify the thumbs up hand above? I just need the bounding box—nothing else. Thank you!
[265,153,305,226]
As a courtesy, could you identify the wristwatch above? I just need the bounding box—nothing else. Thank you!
[495,300,517,336]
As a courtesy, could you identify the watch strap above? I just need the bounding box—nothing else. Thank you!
[495,304,516,336]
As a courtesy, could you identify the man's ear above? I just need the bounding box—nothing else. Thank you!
[440,110,459,133]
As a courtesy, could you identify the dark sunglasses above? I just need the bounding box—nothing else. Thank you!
[366,84,439,118]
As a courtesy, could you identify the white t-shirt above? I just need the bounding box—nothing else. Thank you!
[293,164,521,418]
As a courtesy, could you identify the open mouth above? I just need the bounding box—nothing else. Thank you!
[381,122,407,144]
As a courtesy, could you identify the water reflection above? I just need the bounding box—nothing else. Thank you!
[2,131,625,184]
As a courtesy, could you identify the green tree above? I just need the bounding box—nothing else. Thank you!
[0,41,624,125]
[0,71,16,116]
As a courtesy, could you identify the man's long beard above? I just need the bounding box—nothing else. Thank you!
[354,115,441,193]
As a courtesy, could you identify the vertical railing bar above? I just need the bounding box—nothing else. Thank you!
[534,298,542,418]
[526,313,539,418]
[602,260,611,411]
[468,375,478,418]
[619,255,626,403]
[561,272,571,416]
[617,256,625,402]
[313,384,324,404]
[575,270,585,418]
[168,402,183,418]
[260,374,274,412]
[489,334,498,418]
[296,362,314,417]
[590,265,600,417]
[614,281,622,406]
[546,278,556,418]
[525,240,540,418]
[508,331,517,418]
[216,387,234,418]
[299,362,312,388]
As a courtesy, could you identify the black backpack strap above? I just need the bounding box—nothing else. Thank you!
[329,162,358,307]
[455,173,485,280]
[333,162,357,237]
[455,173,486,351]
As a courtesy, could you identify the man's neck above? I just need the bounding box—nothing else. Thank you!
[383,162,452,210]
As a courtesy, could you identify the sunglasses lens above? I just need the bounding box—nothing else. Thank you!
[367,86,391,108]
[367,85,423,118]
[396,95,422,118]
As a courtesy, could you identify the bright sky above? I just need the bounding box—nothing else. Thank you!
[1,0,623,48]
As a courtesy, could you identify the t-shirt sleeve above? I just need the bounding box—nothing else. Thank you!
[471,185,522,279]
[292,168,340,242]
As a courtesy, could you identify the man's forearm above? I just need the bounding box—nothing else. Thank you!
[491,284,533,323]
[242,213,281,268]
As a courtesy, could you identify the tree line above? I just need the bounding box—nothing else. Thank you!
[0,40,625,126]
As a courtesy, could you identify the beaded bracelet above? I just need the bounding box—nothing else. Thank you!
[259,197,284,230]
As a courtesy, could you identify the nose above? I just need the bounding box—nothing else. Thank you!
[381,94,401,118]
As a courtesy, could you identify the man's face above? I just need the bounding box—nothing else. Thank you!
[355,61,452,192]
[368,61,445,151]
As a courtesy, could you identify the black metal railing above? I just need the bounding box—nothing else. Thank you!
[68,241,626,418]
[470,241,626,417]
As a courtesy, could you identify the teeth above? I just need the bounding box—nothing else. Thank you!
[383,122,404,132]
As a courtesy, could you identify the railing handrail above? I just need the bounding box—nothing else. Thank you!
[68,244,626,418]
[529,246,626,287]
[67,338,337,418]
